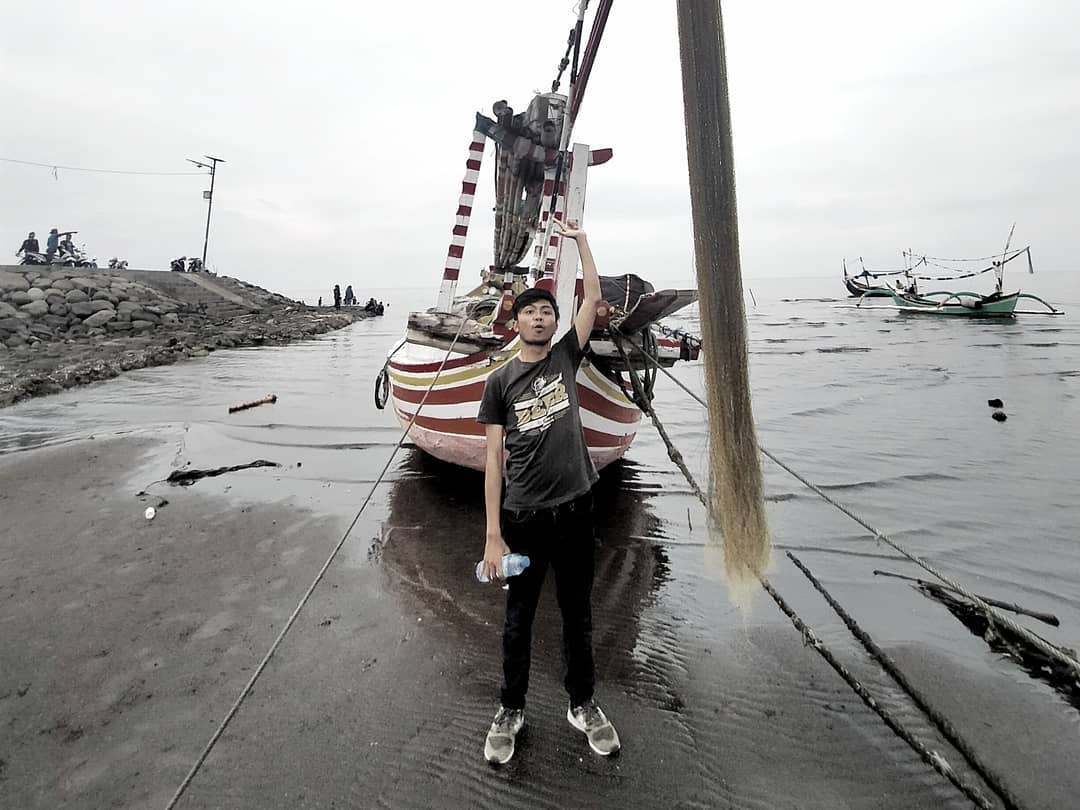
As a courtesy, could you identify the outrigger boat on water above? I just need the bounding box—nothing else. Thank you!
[848,243,1061,317]
[375,1,699,472]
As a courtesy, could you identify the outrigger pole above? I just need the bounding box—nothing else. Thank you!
[676,2,770,584]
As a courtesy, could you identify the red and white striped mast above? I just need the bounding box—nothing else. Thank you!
[436,133,486,312]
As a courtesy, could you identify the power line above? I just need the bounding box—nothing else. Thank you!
[0,157,205,176]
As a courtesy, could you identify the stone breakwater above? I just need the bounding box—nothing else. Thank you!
[0,267,363,407]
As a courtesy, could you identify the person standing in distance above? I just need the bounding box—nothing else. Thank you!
[16,232,39,257]
[477,218,620,765]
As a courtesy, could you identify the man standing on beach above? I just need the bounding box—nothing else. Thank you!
[333,284,341,310]
[46,228,59,259]
[477,218,620,765]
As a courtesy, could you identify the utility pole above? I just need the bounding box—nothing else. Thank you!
[185,155,225,269]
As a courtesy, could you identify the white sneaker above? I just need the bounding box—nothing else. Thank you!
[484,706,525,765]
[567,699,620,756]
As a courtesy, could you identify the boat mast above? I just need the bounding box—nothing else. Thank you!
[538,0,615,339]
[552,143,591,343]
[436,133,486,311]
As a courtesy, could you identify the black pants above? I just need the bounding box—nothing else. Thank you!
[500,491,595,710]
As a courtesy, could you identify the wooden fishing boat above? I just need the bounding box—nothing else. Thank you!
[376,2,699,472]
[851,243,1061,317]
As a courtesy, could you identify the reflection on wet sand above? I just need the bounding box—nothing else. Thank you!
[378,450,668,684]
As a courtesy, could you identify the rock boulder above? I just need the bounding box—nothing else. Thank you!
[0,271,30,292]
[83,309,117,328]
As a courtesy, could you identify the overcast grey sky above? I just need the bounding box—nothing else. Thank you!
[2,1,1078,296]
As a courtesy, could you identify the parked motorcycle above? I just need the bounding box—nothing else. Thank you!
[51,248,79,267]
[108,258,129,270]
[187,257,204,272]
[170,257,187,272]
[51,246,96,268]
[18,251,49,266]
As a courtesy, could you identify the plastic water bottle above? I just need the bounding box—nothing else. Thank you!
[475,553,530,583]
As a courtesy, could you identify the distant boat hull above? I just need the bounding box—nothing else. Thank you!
[844,274,888,297]
[862,289,1021,317]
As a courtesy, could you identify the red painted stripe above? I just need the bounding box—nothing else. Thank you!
[447,244,464,259]
[398,411,488,437]
[583,427,634,448]
[456,204,472,217]
[470,141,485,152]
[391,379,487,406]
[442,268,460,280]
[462,181,477,195]
[452,224,468,236]
[466,159,481,171]
[589,148,614,166]
[578,385,639,424]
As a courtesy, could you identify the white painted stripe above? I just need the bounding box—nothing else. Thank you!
[580,408,640,437]
[393,400,481,420]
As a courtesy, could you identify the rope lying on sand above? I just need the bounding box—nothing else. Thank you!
[789,552,1025,810]
[165,318,471,810]
[613,341,996,808]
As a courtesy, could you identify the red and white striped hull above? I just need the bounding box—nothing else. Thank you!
[387,337,641,471]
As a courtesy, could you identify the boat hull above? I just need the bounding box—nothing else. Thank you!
[889,290,1020,316]
[387,338,642,471]
[844,275,888,297]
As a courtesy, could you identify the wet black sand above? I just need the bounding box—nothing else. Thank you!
[3,435,1078,809]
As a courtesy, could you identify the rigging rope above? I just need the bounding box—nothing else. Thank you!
[905,248,1029,263]
[611,330,995,809]
[165,317,472,810]
[550,27,577,92]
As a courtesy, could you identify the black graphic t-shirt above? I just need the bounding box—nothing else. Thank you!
[478,329,599,510]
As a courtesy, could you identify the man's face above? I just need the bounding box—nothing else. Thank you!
[515,302,557,346]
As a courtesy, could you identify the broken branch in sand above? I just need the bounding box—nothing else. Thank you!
[228,394,278,414]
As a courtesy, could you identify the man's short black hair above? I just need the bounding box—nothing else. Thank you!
[512,288,559,320]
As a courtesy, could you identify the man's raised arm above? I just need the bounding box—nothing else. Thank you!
[555,219,602,350]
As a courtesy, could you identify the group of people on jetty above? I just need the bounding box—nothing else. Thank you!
[170,256,206,273]
[320,284,384,315]
[15,229,77,263]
